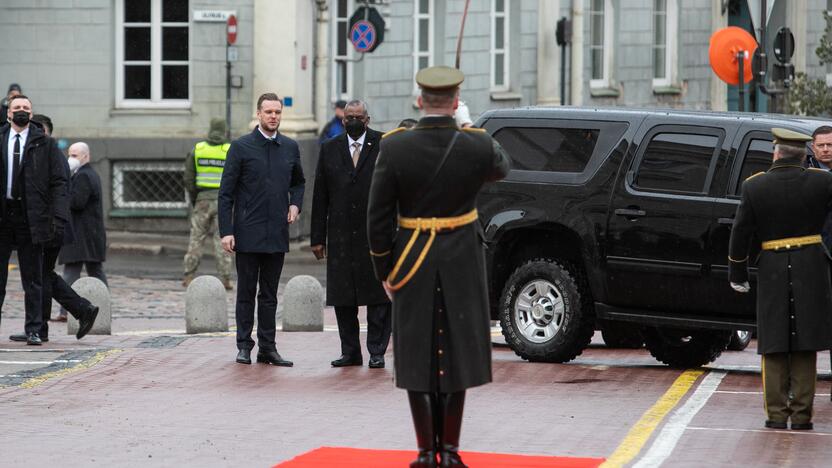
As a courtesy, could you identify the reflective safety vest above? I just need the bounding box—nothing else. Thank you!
[194,141,230,189]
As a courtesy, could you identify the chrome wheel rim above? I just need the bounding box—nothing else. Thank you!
[514,280,565,343]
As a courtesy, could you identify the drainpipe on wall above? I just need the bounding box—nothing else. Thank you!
[314,0,329,133]
[570,0,583,106]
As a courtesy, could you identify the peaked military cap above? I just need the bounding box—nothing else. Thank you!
[772,128,812,149]
[415,66,464,91]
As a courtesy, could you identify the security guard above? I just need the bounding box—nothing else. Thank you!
[729,128,832,431]
[183,118,234,289]
[367,66,510,467]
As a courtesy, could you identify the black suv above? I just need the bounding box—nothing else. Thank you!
[476,107,827,368]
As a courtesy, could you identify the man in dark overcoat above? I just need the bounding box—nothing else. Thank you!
[219,93,305,367]
[729,128,832,431]
[367,66,510,467]
[310,99,391,369]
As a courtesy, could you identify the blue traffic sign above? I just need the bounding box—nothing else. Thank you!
[350,20,377,53]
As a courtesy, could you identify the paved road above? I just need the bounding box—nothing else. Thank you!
[2,251,832,466]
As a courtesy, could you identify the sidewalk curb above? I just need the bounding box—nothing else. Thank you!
[108,243,165,256]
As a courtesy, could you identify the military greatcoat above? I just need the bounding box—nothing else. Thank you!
[367,115,510,393]
[729,158,832,354]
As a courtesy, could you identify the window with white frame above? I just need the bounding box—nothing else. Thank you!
[589,0,613,88]
[115,0,190,108]
[653,0,678,87]
[491,0,510,91]
[333,0,353,100]
[414,0,434,90]
[112,161,187,209]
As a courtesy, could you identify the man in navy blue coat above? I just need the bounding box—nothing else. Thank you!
[218,93,305,366]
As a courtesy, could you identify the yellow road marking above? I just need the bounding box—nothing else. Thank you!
[19,349,122,389]
[600,369,704,468]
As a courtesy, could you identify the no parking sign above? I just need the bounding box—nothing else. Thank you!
[348,7,385,53]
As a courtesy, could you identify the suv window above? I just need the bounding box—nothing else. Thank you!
[493,127,600,173]
[734,139,773,196]
[634,133,719,194]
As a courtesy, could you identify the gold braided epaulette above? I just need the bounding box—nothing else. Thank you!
[382,127,407,139]
[462,127,486,133]
[746,171,765,181]
[809,167,828,173]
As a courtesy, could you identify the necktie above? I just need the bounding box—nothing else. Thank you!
[351,142,361,167]
[11,134,20,199]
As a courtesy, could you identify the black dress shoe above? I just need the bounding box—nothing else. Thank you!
[368,355,385,368]
[27,333,42,345]
[10,333,49,343]
[791,422,814,430]
[236,349,252,365]
[765,420,787,429]
[331,355,362,367]
[76,306,99,340]
[410,451,438,467]
[257,350,293,367]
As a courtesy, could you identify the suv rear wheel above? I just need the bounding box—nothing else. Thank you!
[727,330,752,351]
[499,259,594,363]
[642,327,732,368]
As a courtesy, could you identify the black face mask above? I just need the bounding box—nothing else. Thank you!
[345,119,366,139]
[11,111,29,127]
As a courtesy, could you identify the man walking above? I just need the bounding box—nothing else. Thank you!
[182,118,233,290]
[0,95,70,344]
[311,100,391,369]
[729,128,832,431]
[58,142,108,307]
[219,93,305,367]
[7,118,98,342]
[318,100,347,143]
[367,67,510,467]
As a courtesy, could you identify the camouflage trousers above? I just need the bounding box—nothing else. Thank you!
[183,199,232,279]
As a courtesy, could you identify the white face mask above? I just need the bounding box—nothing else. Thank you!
[68,157,81,173]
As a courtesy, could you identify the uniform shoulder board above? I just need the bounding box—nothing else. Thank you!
[382,127,407,139]
[745,171,765,181]
[808,167,828,173]
[461,127,486,133]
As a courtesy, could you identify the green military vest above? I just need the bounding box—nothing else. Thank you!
[194,141,230,189]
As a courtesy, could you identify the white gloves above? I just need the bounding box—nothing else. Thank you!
[730,282,750,293]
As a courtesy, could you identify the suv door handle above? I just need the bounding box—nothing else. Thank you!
[614,208,647,218]
[717,217,735,226]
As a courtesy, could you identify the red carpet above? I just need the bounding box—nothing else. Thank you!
[275,447,604,467]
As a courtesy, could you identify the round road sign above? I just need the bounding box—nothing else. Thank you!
[350,20,376,53]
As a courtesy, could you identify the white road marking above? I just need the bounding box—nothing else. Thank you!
[632,370,727,468]
[687,426,832,437]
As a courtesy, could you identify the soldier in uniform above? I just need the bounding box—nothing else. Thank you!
[183,118,234,290]
[729,128,832,431]
[367,66,510,467]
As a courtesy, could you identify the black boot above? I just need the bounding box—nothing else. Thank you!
[439,391,467,467]
[408,391,438,467]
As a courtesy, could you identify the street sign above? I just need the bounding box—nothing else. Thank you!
[227,15,237,45]
[348,7,385,53]
[193,10,235,22]
[227,46,238,62]
[773,27,795,64]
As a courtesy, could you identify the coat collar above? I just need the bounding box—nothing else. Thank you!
[769,157,806,172]
[252,126,282,146]
[415,115,458,130]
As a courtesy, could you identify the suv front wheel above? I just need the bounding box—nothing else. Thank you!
[499,259,594,363]
[642,327,732,368]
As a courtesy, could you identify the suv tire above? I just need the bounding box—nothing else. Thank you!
[601,322,644,349]
[727,330,752,351]
[642,327,732,368]
[499,259,594,363]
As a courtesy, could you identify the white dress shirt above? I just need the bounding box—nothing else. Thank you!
[6,126,29,199]
[347,131,366,156]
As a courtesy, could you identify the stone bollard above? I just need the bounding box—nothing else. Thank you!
[67,277,111,335]
[185,275,229,334]
[282,275,324,332]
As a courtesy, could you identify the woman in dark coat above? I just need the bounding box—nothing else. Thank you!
[58,142,107,319]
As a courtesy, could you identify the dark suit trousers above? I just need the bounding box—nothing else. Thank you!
[235,252,285,351]
[40,243,92,338]
[0,205,43,335]
[335,303,392,358]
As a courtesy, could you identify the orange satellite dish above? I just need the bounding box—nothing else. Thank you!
[709,26,758,85]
